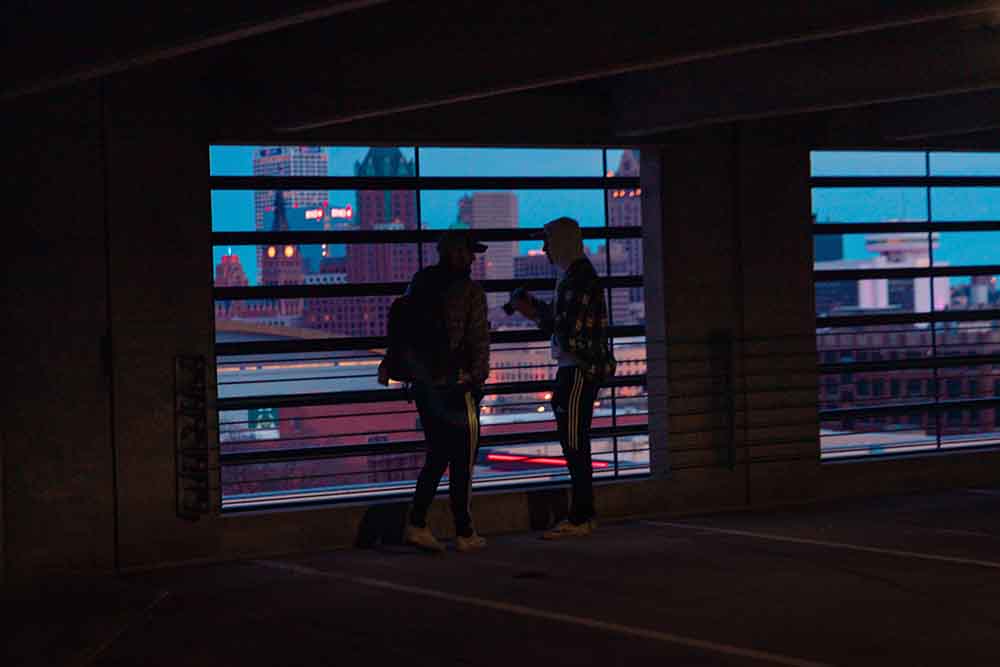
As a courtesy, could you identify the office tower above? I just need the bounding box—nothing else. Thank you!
[458,191,519,312]
[253,146,328,277]
[342,148,419,337]
[606,150,643,304]
[260,192,305,320]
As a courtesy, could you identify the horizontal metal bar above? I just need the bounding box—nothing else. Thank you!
[214,324,645,356]
[221,470,653,514]
[216,374,648,411]
[221,424,649,465]
[816,266,1000,281]
[211,226,642,245]
[217,282,405,298]
[217,335,388,355]
[817,309,1000,328]
[214,275,643,300]
[209,175,640,191]
[814,221,1000,234]
[819,395,1000,419]
[821,441,1000,463]
[225,441,427,464]
[221,463,652,493]
[819,353,1000,375]
[811,176,1000,187]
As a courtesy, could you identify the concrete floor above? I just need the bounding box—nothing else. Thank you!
[6,486,1000,667]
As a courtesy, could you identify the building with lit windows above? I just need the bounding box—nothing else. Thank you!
[301,148,421,337]
[815,232,950,316]
[215,253,248,288]
[459,191,518,313]
[252,146,328,278]
[514,251,557,280]
[607,149,643,304]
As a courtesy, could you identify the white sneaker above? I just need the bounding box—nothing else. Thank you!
[405,524,445,552]
[455,532,487,552]
[542,520,593,540]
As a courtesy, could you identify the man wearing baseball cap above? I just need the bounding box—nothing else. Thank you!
[379,228,490,552]
[507,217,616,538]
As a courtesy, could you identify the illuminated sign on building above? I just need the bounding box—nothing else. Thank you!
[305,204,353,221]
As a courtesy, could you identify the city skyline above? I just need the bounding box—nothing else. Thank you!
[211,146,650,494]
[211,148,1000,286]
[812,150,1000,270]
[210,146,628,285]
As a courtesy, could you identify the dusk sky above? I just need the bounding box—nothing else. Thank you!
[812,151,1000,274]
[209,147,999,285]
[209,146,626,284]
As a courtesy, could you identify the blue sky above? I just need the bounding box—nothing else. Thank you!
[812,151,1000,270]
[209,147,623,284]
[209,148,1000,284]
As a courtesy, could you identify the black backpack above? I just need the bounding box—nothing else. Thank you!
[384,272,453,383]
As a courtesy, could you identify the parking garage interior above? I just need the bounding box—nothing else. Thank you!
[6,3,1000,665]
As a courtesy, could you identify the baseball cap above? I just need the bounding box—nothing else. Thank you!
[437,228,488,253]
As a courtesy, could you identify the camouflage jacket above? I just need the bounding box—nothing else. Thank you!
[407,265,491,387]
[529,257,617,382]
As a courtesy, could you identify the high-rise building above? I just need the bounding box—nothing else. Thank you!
[514,251,557,280]
[316,148,420,338]
[814,233,844,262]
[588,242,635,325]
[215,252,249,288]
[459,192,519,313]
[607,150,643,304]
[253,147,329,278]
[214,251,250,321]
[814,232,949,316]
[260,192,305,321]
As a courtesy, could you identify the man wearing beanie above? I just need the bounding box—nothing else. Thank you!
[508,217,616,538]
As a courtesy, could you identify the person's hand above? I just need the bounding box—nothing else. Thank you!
[509,289,537,319]
[377,359,390,386]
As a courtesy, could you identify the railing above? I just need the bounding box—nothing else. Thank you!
[210,320,1000,513]
[811,150,1000,459]
[209,144,648,511]
[215,325,649,511]
[661,330,1000,470]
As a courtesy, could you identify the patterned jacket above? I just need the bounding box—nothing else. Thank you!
[529,257,617,382]
[407,265,491,387]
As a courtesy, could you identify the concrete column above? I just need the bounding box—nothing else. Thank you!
[104,79,221,569]
[2,84,117,579]
[642,121,820,511]
[652,127,748,506]
[736,119,821,506]
[639,149,668,478]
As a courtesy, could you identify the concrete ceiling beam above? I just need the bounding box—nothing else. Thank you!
[612,16,1000,137]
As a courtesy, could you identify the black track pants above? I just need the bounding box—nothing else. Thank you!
[552,366,598,524]
[409,383,481,537]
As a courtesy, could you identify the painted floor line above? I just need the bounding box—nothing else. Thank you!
[74,590,170,667]
[927,527,1000,539]
[255,559,832,667]
[642,521,1000,570]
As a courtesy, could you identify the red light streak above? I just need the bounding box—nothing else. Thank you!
[486,454,523,462]
[486,454,609,469]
